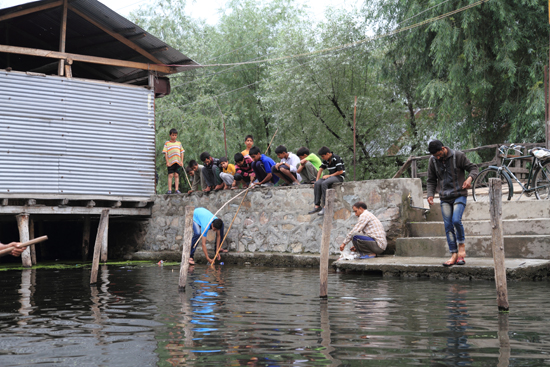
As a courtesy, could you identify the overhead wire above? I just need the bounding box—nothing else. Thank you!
[164,0,492,69]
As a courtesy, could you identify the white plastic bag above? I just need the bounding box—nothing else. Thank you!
[338,247,358,260]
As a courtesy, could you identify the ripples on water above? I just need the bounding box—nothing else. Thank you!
[0,265,549,366]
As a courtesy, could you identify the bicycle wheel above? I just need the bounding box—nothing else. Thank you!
[472,168,513,202]
[534,160,550,200]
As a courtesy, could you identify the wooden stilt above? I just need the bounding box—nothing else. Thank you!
[91,209,109,285]
[100,214,109,262]
[82,216,91,262]
[178,206,195,292]
[489,178,509,312]
[16,214,32,268]
[319,189,335,298]
[497,313,510,367]
[29,218,36,265]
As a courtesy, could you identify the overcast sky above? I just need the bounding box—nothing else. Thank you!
[0,0,359,25]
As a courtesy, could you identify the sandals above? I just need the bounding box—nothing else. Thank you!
[456,257,466,265]
[443,258,457,267]
[188,258,195,265]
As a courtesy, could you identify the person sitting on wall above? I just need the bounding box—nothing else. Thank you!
[200,152,224,192]
[190,207,226,265]
[296,147,322,184]
[242,135,254,157]
[233,152,255,189]
[0,241,24,257]
[308,146,345,215]
[249,146,279,187]
[340,202,387,258]
[162,128,185,194]
[219,157,236,190]
[186,160,205,194]
[272,145,302,186]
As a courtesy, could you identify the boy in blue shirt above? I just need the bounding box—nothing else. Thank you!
[190,207,225,265]
[249,146,279,187]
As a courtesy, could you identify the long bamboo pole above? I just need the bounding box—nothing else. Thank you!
[0,235,48,257]
[353,96,357,181]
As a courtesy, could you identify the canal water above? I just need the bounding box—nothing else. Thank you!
[0,264,549,366]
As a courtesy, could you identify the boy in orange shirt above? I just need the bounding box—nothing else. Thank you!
[162,128,184,194]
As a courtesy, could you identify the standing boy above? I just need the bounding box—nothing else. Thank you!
[272,145,301,186]
[242,135,254,157]
[296,147,322,184]
[185,160,205,194]
[308,146,345,215]
[219,157,236,190]
[249,146,279,187]
[162,128,184,194]
[200,152,223,192]
[233,152,255,189]
[427,140,478,267]
[190,207,226,265]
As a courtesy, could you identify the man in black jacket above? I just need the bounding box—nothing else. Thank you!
[427,140,478,267]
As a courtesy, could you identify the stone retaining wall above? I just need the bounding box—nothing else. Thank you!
[137,178,423,257]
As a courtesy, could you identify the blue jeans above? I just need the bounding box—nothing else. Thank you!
[440,196,467,253]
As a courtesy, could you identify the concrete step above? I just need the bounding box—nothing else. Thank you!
[425,199,550,221]
[395,235,550,259]
[408,218,550,237]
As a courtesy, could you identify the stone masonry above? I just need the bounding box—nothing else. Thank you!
[138,178,423,257]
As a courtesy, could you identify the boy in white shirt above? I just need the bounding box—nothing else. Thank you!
[272,145,301,186]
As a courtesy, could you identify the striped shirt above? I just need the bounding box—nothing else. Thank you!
[162,141,184,166]
[344,210,387,250]
[320,153,345,177]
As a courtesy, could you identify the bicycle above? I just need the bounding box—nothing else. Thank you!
[472,144,550,201]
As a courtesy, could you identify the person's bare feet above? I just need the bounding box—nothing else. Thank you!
[457,243,466,258]
[443,253,458,267]
[214,184,224,191]
[189,258,195,265]
[203,187,212,193]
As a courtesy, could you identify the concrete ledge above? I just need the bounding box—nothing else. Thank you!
[128,250,339,267]
[333,256,550,281]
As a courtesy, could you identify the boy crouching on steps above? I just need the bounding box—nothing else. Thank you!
[233,152,255,189]
[162,128,184,194]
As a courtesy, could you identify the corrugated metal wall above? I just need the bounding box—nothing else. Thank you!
[0,71,155,197]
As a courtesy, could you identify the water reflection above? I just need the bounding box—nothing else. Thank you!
[441,284,472,366]
[17,269,34,324]
[498,313,510,367]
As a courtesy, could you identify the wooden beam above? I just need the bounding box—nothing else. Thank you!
[178,206,194,292]
[26,199,36,206]
[59,198,70,206]
[58,0,68,76]
[29,218,36,265]
[86,200,96,208]
[0,44,177,73]
[68,5,164,65]
[100,214,109,262]
[1,193,154,202]
[0,1,63,23]
[90,209,109,285]
[16,214,32,268]
[0,206,151,216]
[2,199,7,206]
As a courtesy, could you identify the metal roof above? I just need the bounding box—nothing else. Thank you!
[0,0,199,85]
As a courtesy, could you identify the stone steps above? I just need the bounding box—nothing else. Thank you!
[396,235,550,259]
[399,199,550,260]
[425,199,550,221]
[408,218,550,237]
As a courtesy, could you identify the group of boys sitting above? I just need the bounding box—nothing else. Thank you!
[164,132,346,216]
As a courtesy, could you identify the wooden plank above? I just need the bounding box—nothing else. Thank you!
[90,209,109,285]
[0,193,153,202]
[64,64,72,77]
[2,199,7,206]
[86,200,96,208]
[178,206,195,292]
[29,218,36,265]
[489,178,509,312]
[16,214,32,268]
[392,156,413,179]
[100,215,109,262]
[0,44,177,73]
[0,206,151,216]
[0,1,63,22]
[411,159,417,178]
[68,5,164,65]
[82,216,90,262]
[58,0,68,76]
[319,189,335,298]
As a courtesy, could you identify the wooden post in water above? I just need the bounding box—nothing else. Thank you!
[16,214,32,268]
[82,216,91,262]
[91,209,109,285]
[320,189,335,298]
[497,313,510,367]
[29,218,36,265]
[100,215,109,262]
[489,178,509,312]
[179,206,195,292]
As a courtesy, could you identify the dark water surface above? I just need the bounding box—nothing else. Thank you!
[0,265,549,366]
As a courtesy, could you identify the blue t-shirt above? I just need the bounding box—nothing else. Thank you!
[193,207,217,237]
[260,154,279,183]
